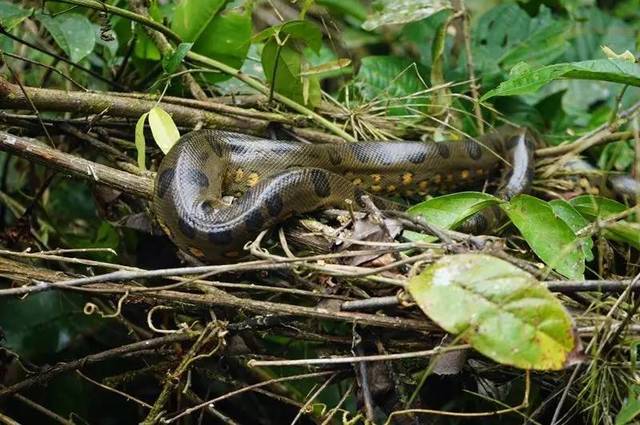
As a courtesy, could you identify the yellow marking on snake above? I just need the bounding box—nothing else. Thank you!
[401,172,413,186]
[371,174,382,184]
[352,178,363,186]
[370,185,382,193]
[188,247,205,258]
[461,169,470,179]
[234,168,245,183]
[418,180,428,191]
[433,174,442,184]
[247,172,260,187]
[386,184,397,193]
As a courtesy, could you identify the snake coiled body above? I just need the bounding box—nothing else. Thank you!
[153,127,535,262]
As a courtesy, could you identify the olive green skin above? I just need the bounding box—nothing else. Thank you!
[153,127,535,262]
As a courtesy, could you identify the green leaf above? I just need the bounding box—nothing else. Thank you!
[482,59,640,101]
[569,195,627,219]
[316,0,368,21]
[262,39,321,107]
[0,1,32,30]
[549,199,594,261]
[253,20,323,52]
[500,20,570,69]
[171,0,226,43]
[148,107,180,154]
[37,13,96,62]
[135,112,148,170]
[408,192,500,230]
[606,222,640,250]
[355,56,429,116]
[162,42,193,74]
[362,0,453,31]
[616,395,640,425]
[502,195,585,279]
[408,254,582,370]
[192,6,253,83]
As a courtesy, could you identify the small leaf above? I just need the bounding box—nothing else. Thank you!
[362,0,453,31]
[616,395,640,425]
[606,222,640,250]
[148,107,180,154]
[135,112,148,170]
[549,199,594,261]
[482,59,640,101]
[408,254,582,370]
[408,192,500,230]
[601,45,636,63]
[502,195,585,279]
[162,42,193,74]
[0,1,32,30]
[37,13,96,62]
[299,58,352,78]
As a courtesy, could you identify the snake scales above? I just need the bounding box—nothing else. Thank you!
[152,126,537,262]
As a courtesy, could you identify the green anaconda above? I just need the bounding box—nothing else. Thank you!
[152,126,537,262]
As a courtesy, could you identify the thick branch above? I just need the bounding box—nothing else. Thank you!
[0,131,153,199]
[0,77,267,134]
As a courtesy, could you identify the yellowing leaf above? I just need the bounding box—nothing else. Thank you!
[148,107,180,154]
[408,254,583,371]
[135,112,149,170]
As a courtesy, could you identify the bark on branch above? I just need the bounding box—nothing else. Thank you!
[0,131,153,199]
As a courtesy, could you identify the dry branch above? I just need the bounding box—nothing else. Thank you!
[0,131,153,199]
[0,77,267,134]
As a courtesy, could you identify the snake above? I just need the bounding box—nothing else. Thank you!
[152,126,537,263]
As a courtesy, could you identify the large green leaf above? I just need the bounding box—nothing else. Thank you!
[355,56,429,116]
[190,4,253,83]
[502,195,585,279]
[171,0,226,42]
[408,192,500,230]
[0,1,32,30]
[569,194,627,219]
[361,0,452,31]
[256,21,324,106]
[37,13,96,62]
[482,59,640,101]
[408,254,581,370]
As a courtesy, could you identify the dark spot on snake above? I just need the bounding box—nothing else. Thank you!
[270,146,293,156]
[178,218,196,239]
[156,168,175,199]
[504,135,521,150]
[472,212,488,232]
[266,192,284,217]
[328,149,342,166]
[208,229,233,245]
[310,169,331,198]
[186,169,209,188]
[354,188,367,207]
[466,141,483,160]
[209,140,224,157]
[407,149,427,164]
[437,143,450,159]
[195,149,210,164]
[229,143,248,154]
[526,166,535,182]
[199,199,214,214]
[351,144,372,163]
[244,208,264,232]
